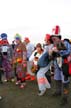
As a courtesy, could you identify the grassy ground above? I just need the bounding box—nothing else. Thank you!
[0,80,71,108]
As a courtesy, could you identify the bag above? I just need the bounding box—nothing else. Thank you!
[62,58,71,76]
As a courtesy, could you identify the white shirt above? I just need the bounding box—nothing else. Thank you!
[26,43,35,59]
[29,50,43,65]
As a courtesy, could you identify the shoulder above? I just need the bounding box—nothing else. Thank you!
[28,43,34,47]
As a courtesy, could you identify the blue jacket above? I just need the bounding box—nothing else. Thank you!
[37,52,50,67]
[59,40,71,57]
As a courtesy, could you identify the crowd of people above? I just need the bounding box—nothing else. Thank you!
[0,25,71,106]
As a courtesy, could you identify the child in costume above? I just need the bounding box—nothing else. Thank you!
[24,37,35,81]
[13,34,27,89]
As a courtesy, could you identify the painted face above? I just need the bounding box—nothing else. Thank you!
[51,37,60,43]
[24,39,29,45]
[15,39,20,44]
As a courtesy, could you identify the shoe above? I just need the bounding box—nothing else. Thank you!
[11,78,15,82]
[3,79,7,82]
[15,80,21,85]
[20,84,25,89]
[30,76,36,81]
[0,96,2,100]
[20,83,26,89]
[25,75,31,80]
[38,89,46,96]
[46,83,51,89]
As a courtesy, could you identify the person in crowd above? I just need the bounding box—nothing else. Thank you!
[0,52,3,99]
[11,40,15,50]
[50,25,71,106]
[29,43,43,74]
[24,37,35,60]
[36,34,53,96]
[43,34,53,52]
[0,50,3,84]
[13,34,27,89]
[43,34,54,83]
[0,33,12,82]
[24,37,35,80]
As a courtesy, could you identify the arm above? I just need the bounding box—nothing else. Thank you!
[59,41,70,57]
[29,50,36,61]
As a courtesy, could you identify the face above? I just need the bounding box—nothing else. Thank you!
[15,39,20,44]
[51,37,60,43]
[36,47,42,52]
[24,39,29,45]
[44,39,50,45]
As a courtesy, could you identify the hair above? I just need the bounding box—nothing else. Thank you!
[64,38,70,43]
[51,35,62,40]
[36,43,42,48]
[49,38,53,44]
[35,43,43,51]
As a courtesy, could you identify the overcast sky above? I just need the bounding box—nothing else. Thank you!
[0,0,71,43]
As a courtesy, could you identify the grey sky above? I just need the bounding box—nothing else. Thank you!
[0,0,71,43]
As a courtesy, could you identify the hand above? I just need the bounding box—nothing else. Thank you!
[52,47,58,52]
[48,49,53,55]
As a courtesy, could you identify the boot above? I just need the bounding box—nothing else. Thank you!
[52,80,62,96]
[38,89,46,96]
[60,83,69,106]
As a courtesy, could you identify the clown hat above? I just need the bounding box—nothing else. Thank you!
[14,33,22,40]
[1,33,7,40]
[51,25,61,39]
[24,37,30,41]
[44,34,51,41]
